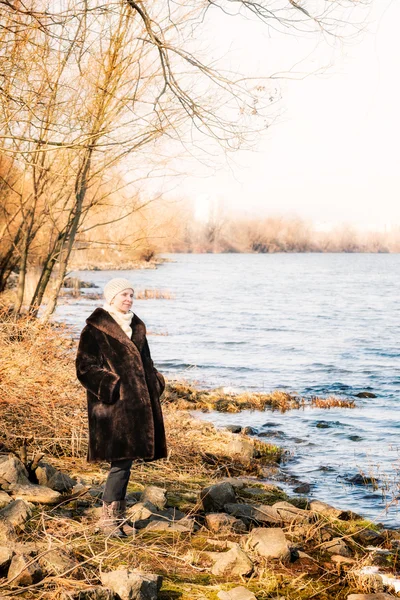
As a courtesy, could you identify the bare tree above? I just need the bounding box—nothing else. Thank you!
[0,0,369,317]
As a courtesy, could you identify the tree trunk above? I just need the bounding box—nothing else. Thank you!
[41,149,93,322]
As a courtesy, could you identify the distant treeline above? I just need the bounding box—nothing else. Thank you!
[153,214,400,254]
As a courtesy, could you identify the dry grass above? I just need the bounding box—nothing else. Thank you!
[311,396,356,409]
[163,383,303,413]
[163,383,357,413]
[135,288,175,300]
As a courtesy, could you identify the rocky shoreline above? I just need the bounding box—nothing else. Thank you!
[0,312,399,599]
[0,414,400,600]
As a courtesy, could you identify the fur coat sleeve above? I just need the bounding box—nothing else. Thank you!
[76,326,121,404]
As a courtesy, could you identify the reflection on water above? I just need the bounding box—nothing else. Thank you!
[55,253,400,525]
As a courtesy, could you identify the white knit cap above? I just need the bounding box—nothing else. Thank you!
[103,278,134,304]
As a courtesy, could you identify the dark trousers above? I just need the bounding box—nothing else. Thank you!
[103,459,133,503]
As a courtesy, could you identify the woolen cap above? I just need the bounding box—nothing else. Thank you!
[103,278,134,304]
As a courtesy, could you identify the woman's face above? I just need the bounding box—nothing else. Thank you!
[111,288,134,313]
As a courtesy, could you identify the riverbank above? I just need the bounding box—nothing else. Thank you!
[0,313,399,599]
[67,256,171,272]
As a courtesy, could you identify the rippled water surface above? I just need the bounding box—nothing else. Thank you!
[56,253,400,525]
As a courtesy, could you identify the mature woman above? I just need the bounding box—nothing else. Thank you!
[76,277,167,536]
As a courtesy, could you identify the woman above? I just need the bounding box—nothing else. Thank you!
[76,277,167,536]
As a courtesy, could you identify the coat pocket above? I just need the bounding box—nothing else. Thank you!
[99,370,121,404]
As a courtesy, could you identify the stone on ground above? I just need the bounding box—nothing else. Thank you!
[224,503,280,525]
[7,554,43,586]
[36,460,77,492]
[100,568,162,600]
[0,455,30,486]
[200,482,236,512]
[0,499,32,529]
[140,486,167,510]
[127,502,158,522]
[272,501,310,524]
[49,471,77,493]
[0,491,12,509]
[225,438,254,462]
[0,519,16,543]
[218,586,257,600]
[331,554,356,565]
[61,588,115,600]
[205,544,253,577]
[0,546,13,572]
[309,499,342,519]
[321,537,352,557]
[354,529,385,546]
[8,483,61,504]
[248,528,291,562]
[205,513,247,533]
[39,549,79,576]
[140,520,192,533]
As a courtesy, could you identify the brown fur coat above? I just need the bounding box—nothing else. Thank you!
[76,307,167,463]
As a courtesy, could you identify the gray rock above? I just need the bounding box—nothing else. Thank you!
[125,491,142,503]
[354,529,385,546]
[0,519,16,543]
[293,483,311,494]
[248,527,291,562]
[272,501,310,524]
[127,502,158,523]
[0,455,30,486]
[219,478,248,489]
[200,482,236,513]
[224,503,281,525]
[140,520,192,533]
[0,546,13,572]
[0,500,32,529]
[8,483,61,504]
[225,425,242,434]
[205,513,247,534]
[158,507,186,521]
[140,486,167,510]
[39,549,79,576]
[35,461,57,486]
[309,500,342,519]
[225,439,254,462]
[242,427,258,436]
[100,568,162,600]
[331,555,356,566]
[321,537,352,557]
[35,462,77,493]
[0,491,12,509]
[7,554,43,586]
[178,517,197,532]
[61,588,115,600]
[89,487,104,498]
[348,474,376,486]
[49,472,77,493]
[205,544,253,577]
[218,587,257,600]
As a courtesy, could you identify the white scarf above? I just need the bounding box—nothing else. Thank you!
[103,302,133,339]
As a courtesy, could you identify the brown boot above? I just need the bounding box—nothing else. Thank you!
[117,500,136,536]
[98,501,126,538]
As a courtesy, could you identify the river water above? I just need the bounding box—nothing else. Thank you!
[56,253,400,526]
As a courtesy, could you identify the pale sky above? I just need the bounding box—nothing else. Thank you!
[158,0,400,229]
